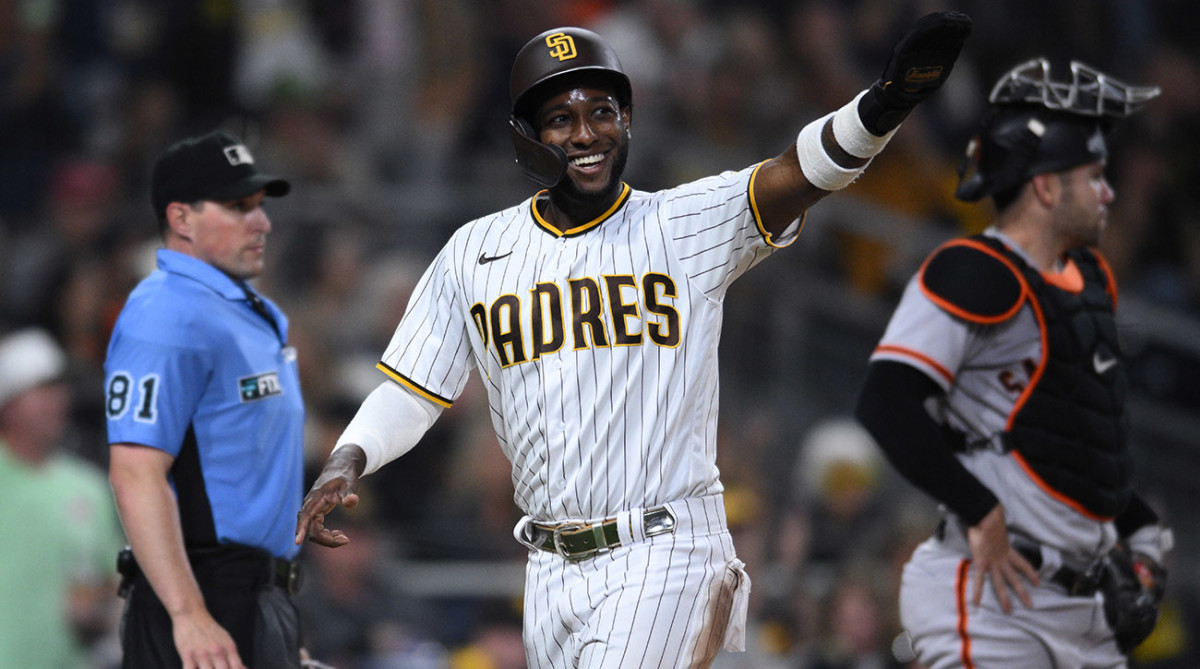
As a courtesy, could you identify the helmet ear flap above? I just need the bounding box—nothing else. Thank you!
[509,117,567,188]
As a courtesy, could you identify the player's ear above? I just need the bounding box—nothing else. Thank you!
[1030,173,1059,208]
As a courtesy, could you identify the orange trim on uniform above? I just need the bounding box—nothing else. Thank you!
[1009,450,1115,521]
[956,559,975,669]
[918,239,1029,324]
[375,362,454,408]
[873,344,955,385]
[1004,284,1048,432]
[748,160,805,248]
[1001,283,1113,520]
[531,183,632,237]
[1041,258,1084,292]
[1092,248,1119,307]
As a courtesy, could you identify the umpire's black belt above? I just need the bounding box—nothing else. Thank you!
[118,543,302,596]
[530,506,677,560]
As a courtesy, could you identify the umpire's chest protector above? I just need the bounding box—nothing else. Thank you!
[921,234,1133,520]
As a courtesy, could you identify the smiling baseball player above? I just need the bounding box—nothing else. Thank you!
[856,59,1173,667]
[297,13,970,668]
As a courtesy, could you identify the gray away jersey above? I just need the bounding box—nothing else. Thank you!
[870,229,1119,559]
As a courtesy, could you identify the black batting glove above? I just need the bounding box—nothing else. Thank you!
[859,10,973,136]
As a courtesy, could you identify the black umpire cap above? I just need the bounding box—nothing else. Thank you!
[151,130,290,217]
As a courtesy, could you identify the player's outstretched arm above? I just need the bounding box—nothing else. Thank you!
[754,10,972,235]
[295,444,365,547]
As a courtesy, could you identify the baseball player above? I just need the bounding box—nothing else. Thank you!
[855,59,1173,668]
[297,13,971,668]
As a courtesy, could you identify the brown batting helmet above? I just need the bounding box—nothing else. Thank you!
[508,27,632,187]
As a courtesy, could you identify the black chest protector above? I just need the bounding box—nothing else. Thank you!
[976,235,1133,519]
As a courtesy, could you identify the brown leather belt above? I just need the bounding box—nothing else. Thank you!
[530,506,677,560]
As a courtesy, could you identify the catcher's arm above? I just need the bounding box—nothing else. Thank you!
[856,360,1038,613]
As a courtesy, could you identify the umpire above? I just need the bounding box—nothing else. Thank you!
[106,130,305,668]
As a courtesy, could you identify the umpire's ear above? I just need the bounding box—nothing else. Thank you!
[165,202,194,241]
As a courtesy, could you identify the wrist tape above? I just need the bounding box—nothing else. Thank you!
[796,90,899,191]
[835,89,900,157]
[796,112,863,191]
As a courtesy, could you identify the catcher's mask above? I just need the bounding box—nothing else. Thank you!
[955,58,1160,202]
[508,27,632,188]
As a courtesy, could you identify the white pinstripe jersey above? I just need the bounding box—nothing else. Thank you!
[869,228,1119,559]
[380,163,799,522]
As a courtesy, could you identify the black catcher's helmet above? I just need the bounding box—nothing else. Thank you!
[508,27,632,188]
[955,58,1160,203]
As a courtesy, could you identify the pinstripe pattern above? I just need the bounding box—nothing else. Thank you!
[380,164,795,521]
[522,495,739,668]
[379,164,789,666]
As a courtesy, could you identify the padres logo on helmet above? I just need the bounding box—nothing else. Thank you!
[546,32,577,61]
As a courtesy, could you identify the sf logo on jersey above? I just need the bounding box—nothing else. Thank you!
[471,272,681,368]
[240,371,283,402]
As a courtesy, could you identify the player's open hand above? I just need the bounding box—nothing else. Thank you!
[295,445,366,547]
[967,505,1040,614]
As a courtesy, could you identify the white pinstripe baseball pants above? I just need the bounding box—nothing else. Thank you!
[520,494,751,669]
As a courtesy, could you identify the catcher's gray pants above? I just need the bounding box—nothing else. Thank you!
[899,534,1125,668]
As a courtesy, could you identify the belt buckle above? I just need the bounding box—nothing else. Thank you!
[275,559,300,594]
[287,562,300,594]
[1070,559,1104,597]
[644,506,677,537]
[552,523,597,561]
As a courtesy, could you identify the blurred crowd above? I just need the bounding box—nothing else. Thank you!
[1,0,1198,667]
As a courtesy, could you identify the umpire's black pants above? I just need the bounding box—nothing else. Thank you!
[119,544,301,669]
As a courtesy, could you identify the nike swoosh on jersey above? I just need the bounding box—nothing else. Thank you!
[479,251,513,265]
[1093,351,1119,374]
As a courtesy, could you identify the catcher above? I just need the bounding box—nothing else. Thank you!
[855,58,1172,668]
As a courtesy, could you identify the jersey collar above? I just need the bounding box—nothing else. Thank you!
[983,226,1083,288]
[156,248,247,301]
[530,183,631,237]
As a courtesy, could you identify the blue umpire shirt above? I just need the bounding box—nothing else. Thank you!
[105,248,304,560]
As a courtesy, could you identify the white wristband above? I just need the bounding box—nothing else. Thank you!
[333,380,443,475]
[796,111,867,191]
[833,90,899,159]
